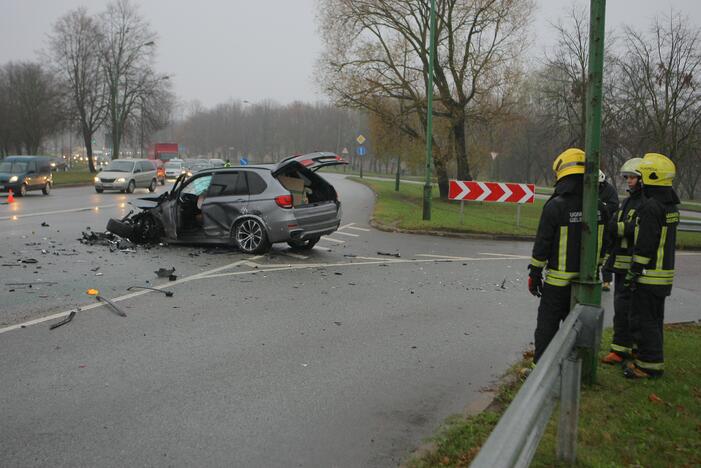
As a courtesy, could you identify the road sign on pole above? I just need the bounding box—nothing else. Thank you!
[239,158,248,166]
[341,147,349,154]
[356,146,367,156]
[356,135,366,145]
[448,180,535,204]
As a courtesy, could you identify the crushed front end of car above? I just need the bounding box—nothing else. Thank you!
[106,193,168,244]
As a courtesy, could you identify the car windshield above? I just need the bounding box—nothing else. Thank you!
[0,161,29,173]
[104,161,135,172]
[165,162,182,169]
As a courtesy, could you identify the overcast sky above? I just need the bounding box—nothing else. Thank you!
[1,0,700,109]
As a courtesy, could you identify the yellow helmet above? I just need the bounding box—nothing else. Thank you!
[552,148,585,180]
[638,153,675,186]
[620,157,643,177]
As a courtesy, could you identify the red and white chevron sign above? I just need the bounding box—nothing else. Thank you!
[449,180,535,204]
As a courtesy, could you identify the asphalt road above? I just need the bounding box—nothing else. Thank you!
[1,175,700,467]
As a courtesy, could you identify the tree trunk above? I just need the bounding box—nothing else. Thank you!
[453,113,472,181]
[434,155,449,199]
[83,127,96,173]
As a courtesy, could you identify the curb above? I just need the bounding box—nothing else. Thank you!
[52,182,94,189]
[368,218,536,242]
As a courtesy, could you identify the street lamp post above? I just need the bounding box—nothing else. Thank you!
[422,0,437,220]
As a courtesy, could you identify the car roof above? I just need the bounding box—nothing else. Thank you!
[4,155,53,160]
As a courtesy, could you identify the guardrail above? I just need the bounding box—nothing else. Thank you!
[470,304,604,467]
[679,219,701,232]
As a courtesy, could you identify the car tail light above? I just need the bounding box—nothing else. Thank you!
[275,194,293,208]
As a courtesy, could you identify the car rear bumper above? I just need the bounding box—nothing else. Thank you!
[267,202,342,243]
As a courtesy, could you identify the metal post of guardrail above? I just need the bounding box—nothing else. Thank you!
[470,304,604,468]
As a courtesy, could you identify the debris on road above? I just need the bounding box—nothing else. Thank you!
[95,295,127,317]
[6,281,57,286]
[155,267,176,278]
[20,258,38,264]
[49,311,76,330]
[127,286,174,297]
[377,251,401,258]
[41,222,50,227]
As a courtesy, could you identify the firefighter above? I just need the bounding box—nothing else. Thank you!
[623,153,679,379]
[601,158,645,365]
[224,160,232,168]
[599,170,620,291]
[527,148,609,365]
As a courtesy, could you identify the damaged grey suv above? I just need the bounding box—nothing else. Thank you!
[106,152,348,254]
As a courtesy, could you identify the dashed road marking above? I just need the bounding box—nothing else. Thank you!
[346,226,371,232]
[335,231,359,237]
[313,246,333,252]
[321,236,345,244]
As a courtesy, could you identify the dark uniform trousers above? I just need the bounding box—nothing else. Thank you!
[612,272,635,351]
[534,283,572,363]
[631,285,666,366]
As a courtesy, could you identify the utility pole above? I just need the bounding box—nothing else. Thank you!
[422,0,437,220]
[573,0,606,384]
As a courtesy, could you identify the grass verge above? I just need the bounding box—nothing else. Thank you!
[52,170,95,186]
[406,323,701,467]
[353,177,701,248]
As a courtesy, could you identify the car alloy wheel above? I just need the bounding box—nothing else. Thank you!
[234,218,270,254]
[148,179,156,192]
[126,180,135,193]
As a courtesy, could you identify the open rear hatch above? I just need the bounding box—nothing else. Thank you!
[272,152,348,175]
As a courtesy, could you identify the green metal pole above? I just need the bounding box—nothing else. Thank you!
[573,0,606,384]
[422,0,436,221]
[395,154,400,191]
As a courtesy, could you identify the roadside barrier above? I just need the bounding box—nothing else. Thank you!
[679,219,701,232]
[471,304,604,467]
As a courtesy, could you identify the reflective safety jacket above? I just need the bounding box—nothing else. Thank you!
[631,186,680,295]
[608,186,645,273]
[530,175,609,287]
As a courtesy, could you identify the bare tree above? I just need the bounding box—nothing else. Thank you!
[318,0,533,196]
[99,0,158,160]
[0,62,64,155]
[617,12,701,198]
[48,7,107,172]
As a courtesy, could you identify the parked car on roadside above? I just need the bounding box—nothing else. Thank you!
[94,159,158,193]
[106,152,348,253]
[0,155,53,196]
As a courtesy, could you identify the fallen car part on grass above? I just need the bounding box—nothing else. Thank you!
[377,251,401,258]
[49,311,76,330]
[95,295,127,317]
[127,286,174,297]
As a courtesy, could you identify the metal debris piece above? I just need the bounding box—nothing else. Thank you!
[41,222,50,227]
[155,267,175,278]
[377,251,401,258]
[96,295,127,317]
[500,278,506,289]
[20,258,38,264]
[49,311,76,330]
[127,286,174,297]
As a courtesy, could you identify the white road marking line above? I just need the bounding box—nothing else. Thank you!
[339,222,356,230]
[346,226,371,232]
[678,252,701,256]
[334,231,359,237]
[0,204,120,221]
[282,252,309,260]
[415,254,467,259]
[352,256,399,262]
[479,252,530,259]
[0,256,262,335]
[313,246,333,252]
[321,237,345,244]
[1,255,524,335]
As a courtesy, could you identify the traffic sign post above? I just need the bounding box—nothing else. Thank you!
[356,145,367,178]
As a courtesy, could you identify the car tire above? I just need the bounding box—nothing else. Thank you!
[159,179,165,186]
[126,180,135,194]
[148,179,157,192]
[17,184,27,197]
[233,218,271,254]
[42,183,51,195]
[287,237,320,251]
[106,218,134,239]
[95,187,104,193]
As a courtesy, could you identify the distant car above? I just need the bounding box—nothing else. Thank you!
[164,160,186,179]
[50,158,68,171]
[188,161,213,175]
[94,159,158,193]
[0,155,53,196]
[106,152,348,253]
[150,159,166,185]
[210,159,225,168]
